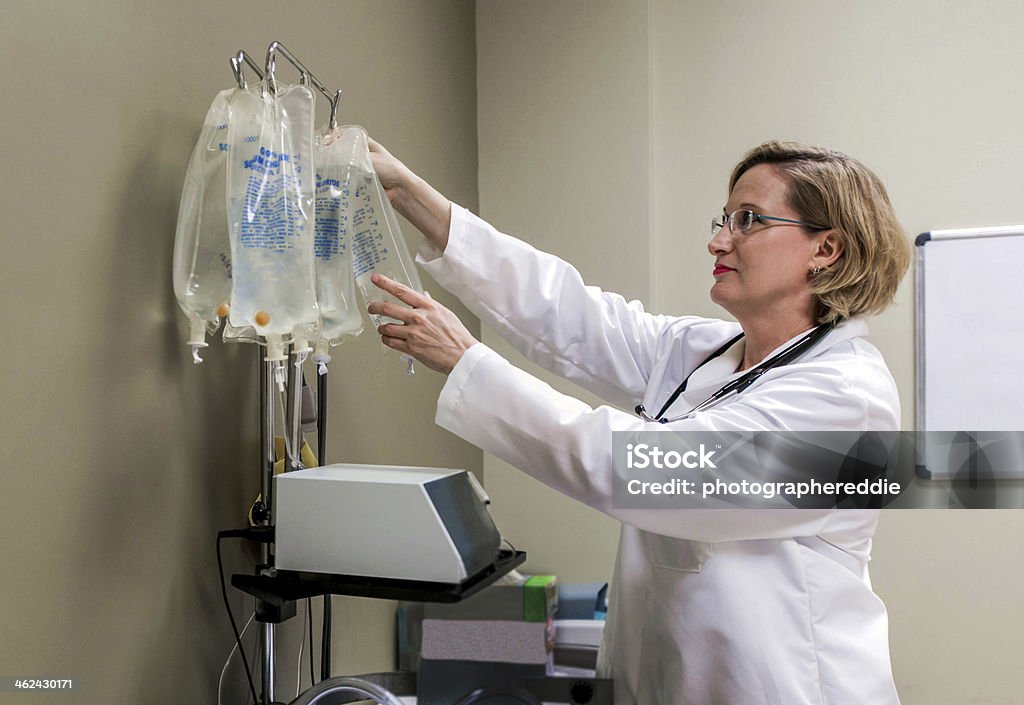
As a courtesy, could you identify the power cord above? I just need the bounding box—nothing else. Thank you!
[296,599,307,699]
[308,598,316,687]
[218,612,255,705]
[322,596,332,680]
[217,527,274,705]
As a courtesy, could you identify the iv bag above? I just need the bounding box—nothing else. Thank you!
[222,318,259,344]
[311,125,365,363]
[172,89,235,362]
[338,126,424,328]
[226,82,320,360]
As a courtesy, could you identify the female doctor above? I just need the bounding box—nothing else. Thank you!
[367,140,911,705]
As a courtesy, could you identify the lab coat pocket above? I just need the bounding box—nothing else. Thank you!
[649,534,713,573]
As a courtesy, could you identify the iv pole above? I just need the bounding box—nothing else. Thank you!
[223,42,523,705]
[232,42,344,705]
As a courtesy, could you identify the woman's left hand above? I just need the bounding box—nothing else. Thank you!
[368,273,479,374]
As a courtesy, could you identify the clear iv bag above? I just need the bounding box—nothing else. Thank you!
[226,82,320,359]
[311,125,365,363]
[339,126,424,327]
[222,318,259,344]
[172,89,235,363]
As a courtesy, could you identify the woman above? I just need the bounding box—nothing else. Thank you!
[367,140,910,705]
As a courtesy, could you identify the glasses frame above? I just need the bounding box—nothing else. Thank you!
[711,209,825,236]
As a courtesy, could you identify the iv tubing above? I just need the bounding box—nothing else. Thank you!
[262,357,276,535]
[289,349,308,471]
[258,350,271,547]
[277,389,296,468]
[316,367,327,466]
[285,351,296,465]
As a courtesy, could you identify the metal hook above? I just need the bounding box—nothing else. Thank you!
[266,41,310,96]
[329,89,342,130]
[264,40,339,107]
[229,50,264,91]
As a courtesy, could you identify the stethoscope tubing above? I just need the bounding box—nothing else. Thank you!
[635,322,836,424]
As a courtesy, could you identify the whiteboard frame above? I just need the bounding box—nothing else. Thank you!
[915,225,1024,479]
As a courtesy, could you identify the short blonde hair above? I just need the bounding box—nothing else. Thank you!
[730,141,911,324]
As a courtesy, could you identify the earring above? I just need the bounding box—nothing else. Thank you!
[812,265,822,275]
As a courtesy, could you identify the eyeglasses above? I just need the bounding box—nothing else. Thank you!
[711,209,825,236]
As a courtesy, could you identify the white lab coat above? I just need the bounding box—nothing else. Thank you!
[417,204,901,705]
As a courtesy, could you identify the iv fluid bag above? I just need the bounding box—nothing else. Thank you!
[226,82,319,356]
[312,126,365,353]
[338,126,424,328]
[222,318,259,344]
[172,89,234,349]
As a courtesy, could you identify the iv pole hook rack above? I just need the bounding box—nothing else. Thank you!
[265,41,343,129]
[230,43,343,129]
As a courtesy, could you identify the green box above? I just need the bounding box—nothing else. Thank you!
[524,575,558,622]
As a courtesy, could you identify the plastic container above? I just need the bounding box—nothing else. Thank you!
[310,124,366,366]
[331,125,423,328]
[172,89,235,362]
[226,81,320,360]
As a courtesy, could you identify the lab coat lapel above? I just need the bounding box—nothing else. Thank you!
[662,316,871,418]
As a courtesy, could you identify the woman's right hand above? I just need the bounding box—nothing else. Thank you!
[368,137,411,206]
[367,136,453,252]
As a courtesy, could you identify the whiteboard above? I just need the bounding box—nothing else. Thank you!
[916,226,1024,479]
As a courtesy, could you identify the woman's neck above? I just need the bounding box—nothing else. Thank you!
[737,316,818,372]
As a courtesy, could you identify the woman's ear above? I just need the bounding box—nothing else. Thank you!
[815,229,844,268]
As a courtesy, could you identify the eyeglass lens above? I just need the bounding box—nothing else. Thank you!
[711,209,756,235]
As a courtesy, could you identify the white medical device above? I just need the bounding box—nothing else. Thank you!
[274,464,500,583]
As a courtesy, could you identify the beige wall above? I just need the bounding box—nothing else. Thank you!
[479,1,1024,703]
[0,2,478,704]
[476,0,651,580]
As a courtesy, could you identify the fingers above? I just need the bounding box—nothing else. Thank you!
[370,273,430,308]
[377,322,409,339]
[367,300,416,324]
[380,334,409,353]
[369,284,476,376]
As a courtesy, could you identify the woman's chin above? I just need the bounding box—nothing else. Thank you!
[710,287,747,321]
[709,284,732,308]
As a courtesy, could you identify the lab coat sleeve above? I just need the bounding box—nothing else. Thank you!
[417,204,679,409]
[439,343,894,544]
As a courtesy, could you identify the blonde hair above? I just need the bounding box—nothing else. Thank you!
[729,141,911,324]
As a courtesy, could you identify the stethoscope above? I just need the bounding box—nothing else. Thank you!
[634,321,837,424]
